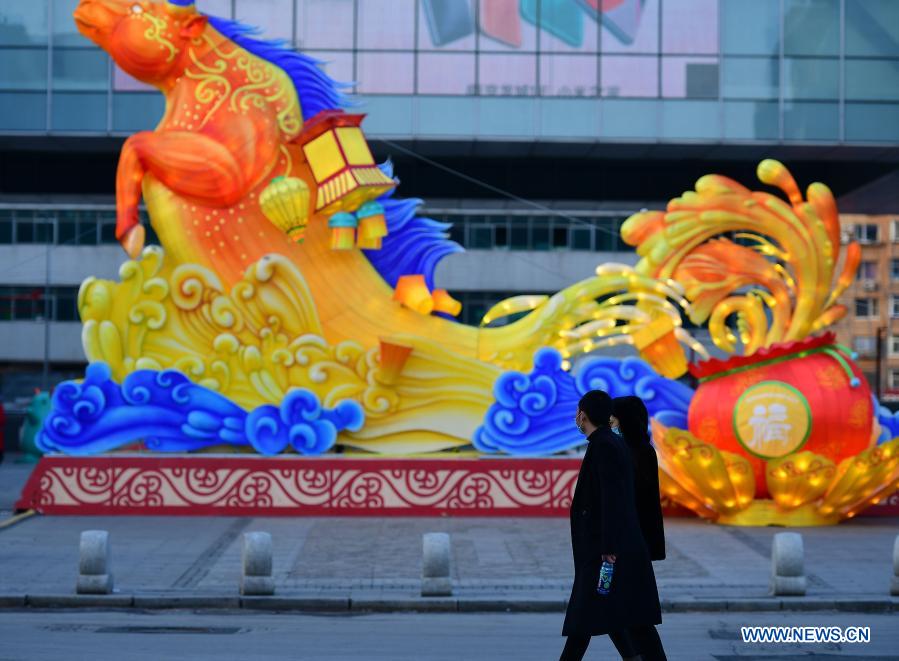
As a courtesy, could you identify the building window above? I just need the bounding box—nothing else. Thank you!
[853,224,879,243]
[892,220,899,242]
[891,259,899,280]
[858,260,877,280]
[855,297,879,318]
[890,335,899,357]
[891,370,899,390]
[853,335,877,358]
[892,296,899,319]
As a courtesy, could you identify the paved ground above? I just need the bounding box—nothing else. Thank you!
[2,609,898,660]
[2,458,898,605]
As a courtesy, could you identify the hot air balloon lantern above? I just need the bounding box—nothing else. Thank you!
[328,212,357,250]
[356,201,388,250]
[297,110,396,216]
[259,176,311,243]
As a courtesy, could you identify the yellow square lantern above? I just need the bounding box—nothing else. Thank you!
[298,110,396,216]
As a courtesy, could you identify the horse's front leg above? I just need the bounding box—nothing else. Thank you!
[115,130,248,258]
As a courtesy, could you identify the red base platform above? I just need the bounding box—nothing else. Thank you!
[16,455,897,517]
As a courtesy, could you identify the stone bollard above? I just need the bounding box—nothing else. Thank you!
[891,535,899,596]
[77,530,113,594]
[240,532,274,596]
[421,532,452,597]
[770,532,806,596]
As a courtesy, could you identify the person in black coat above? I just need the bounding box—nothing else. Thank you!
[560,390,665,661]
[611,396,666,562]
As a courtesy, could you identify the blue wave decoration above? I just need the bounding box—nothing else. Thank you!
[37,363,364,456]
[874,397,899,444]
[473,348,694,456]
[364,160,463,292]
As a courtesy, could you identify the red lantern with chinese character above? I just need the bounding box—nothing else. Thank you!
[687,333,873,498]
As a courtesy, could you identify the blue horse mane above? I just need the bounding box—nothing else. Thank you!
[204,15,347,118]
[202,15,464,316]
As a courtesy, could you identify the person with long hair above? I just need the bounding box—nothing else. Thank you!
[560,390,663,661]
[611,396,666,562]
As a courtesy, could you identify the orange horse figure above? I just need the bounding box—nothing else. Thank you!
[72,0,505,355]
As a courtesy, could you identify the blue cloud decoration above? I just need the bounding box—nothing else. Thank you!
[473,348,695,455]
[37,362,364,456]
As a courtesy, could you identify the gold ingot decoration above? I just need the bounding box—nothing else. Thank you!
[766,451,836,510]
[432,289,462,317]
[393,274,433,315]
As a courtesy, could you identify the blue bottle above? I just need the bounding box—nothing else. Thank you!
[597,560,614,595]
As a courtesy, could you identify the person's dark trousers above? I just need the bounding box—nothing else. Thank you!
[610,625,667,660]
[559,635,590,661]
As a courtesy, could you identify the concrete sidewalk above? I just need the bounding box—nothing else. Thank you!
[2,457,897,613]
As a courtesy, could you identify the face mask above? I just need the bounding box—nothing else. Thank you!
[611,426,622,437]
[575,414,585,435]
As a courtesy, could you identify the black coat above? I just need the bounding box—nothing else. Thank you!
[630,441,666,561]
[562,428,662,636]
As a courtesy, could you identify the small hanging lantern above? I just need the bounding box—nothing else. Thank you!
[356,200,388,250]
[297,110,396,217]
[258,176,311,243]
[328,212,357,250]
[377,338,414,385]
[632,315,687,379]
[393,274,433,315]
[431,289,462,317]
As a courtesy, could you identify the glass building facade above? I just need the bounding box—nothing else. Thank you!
[1,0,898,142]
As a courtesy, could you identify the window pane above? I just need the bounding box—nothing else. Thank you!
[846,103,899,141]
[358,0,414,49]
[661,100,719,139]
[722,0,779,55]
[784,58,839,100]
[314,51,354,90]
[539,54,598,97]
[571,226,592,250]
[419,0,476,50]
[296,0,354,49]
[76,219,98,245]
[784,0,839,55]
[601,0,660,54]
[100,222,116,244]
[234,0,293,42]
[0,217,11,243]
[357,52,413,94]
[52,48,107,90]
[846,59,899,101]
[418,53,475,95]
[552,226,568,248]
[601,56,657,97]
[723,57,779,99]
[494,224,508,248]
[662,57,718,99]
[15,221,34,243]
[532,222,550,250]
[724,100,779,139]
[56,291,77,322]
[112,93,165,132]
[52,92,106,131]
[0,48,48,90]
[34,220,53,243]
[478,54,536,95]
[0,0,48,45]
[784,101,836,142]
[0,92,46,129]
[469,225,492,248]
[196,0,232,18]
[478,0,538,52]
[52,0,87,46]
[524,0,599,53]
[602,99,657,137]
[846,0,899,57]
[662,0,718,54]
[510,222,528,249]
[859,260,877,279]
[57,219,76,245]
